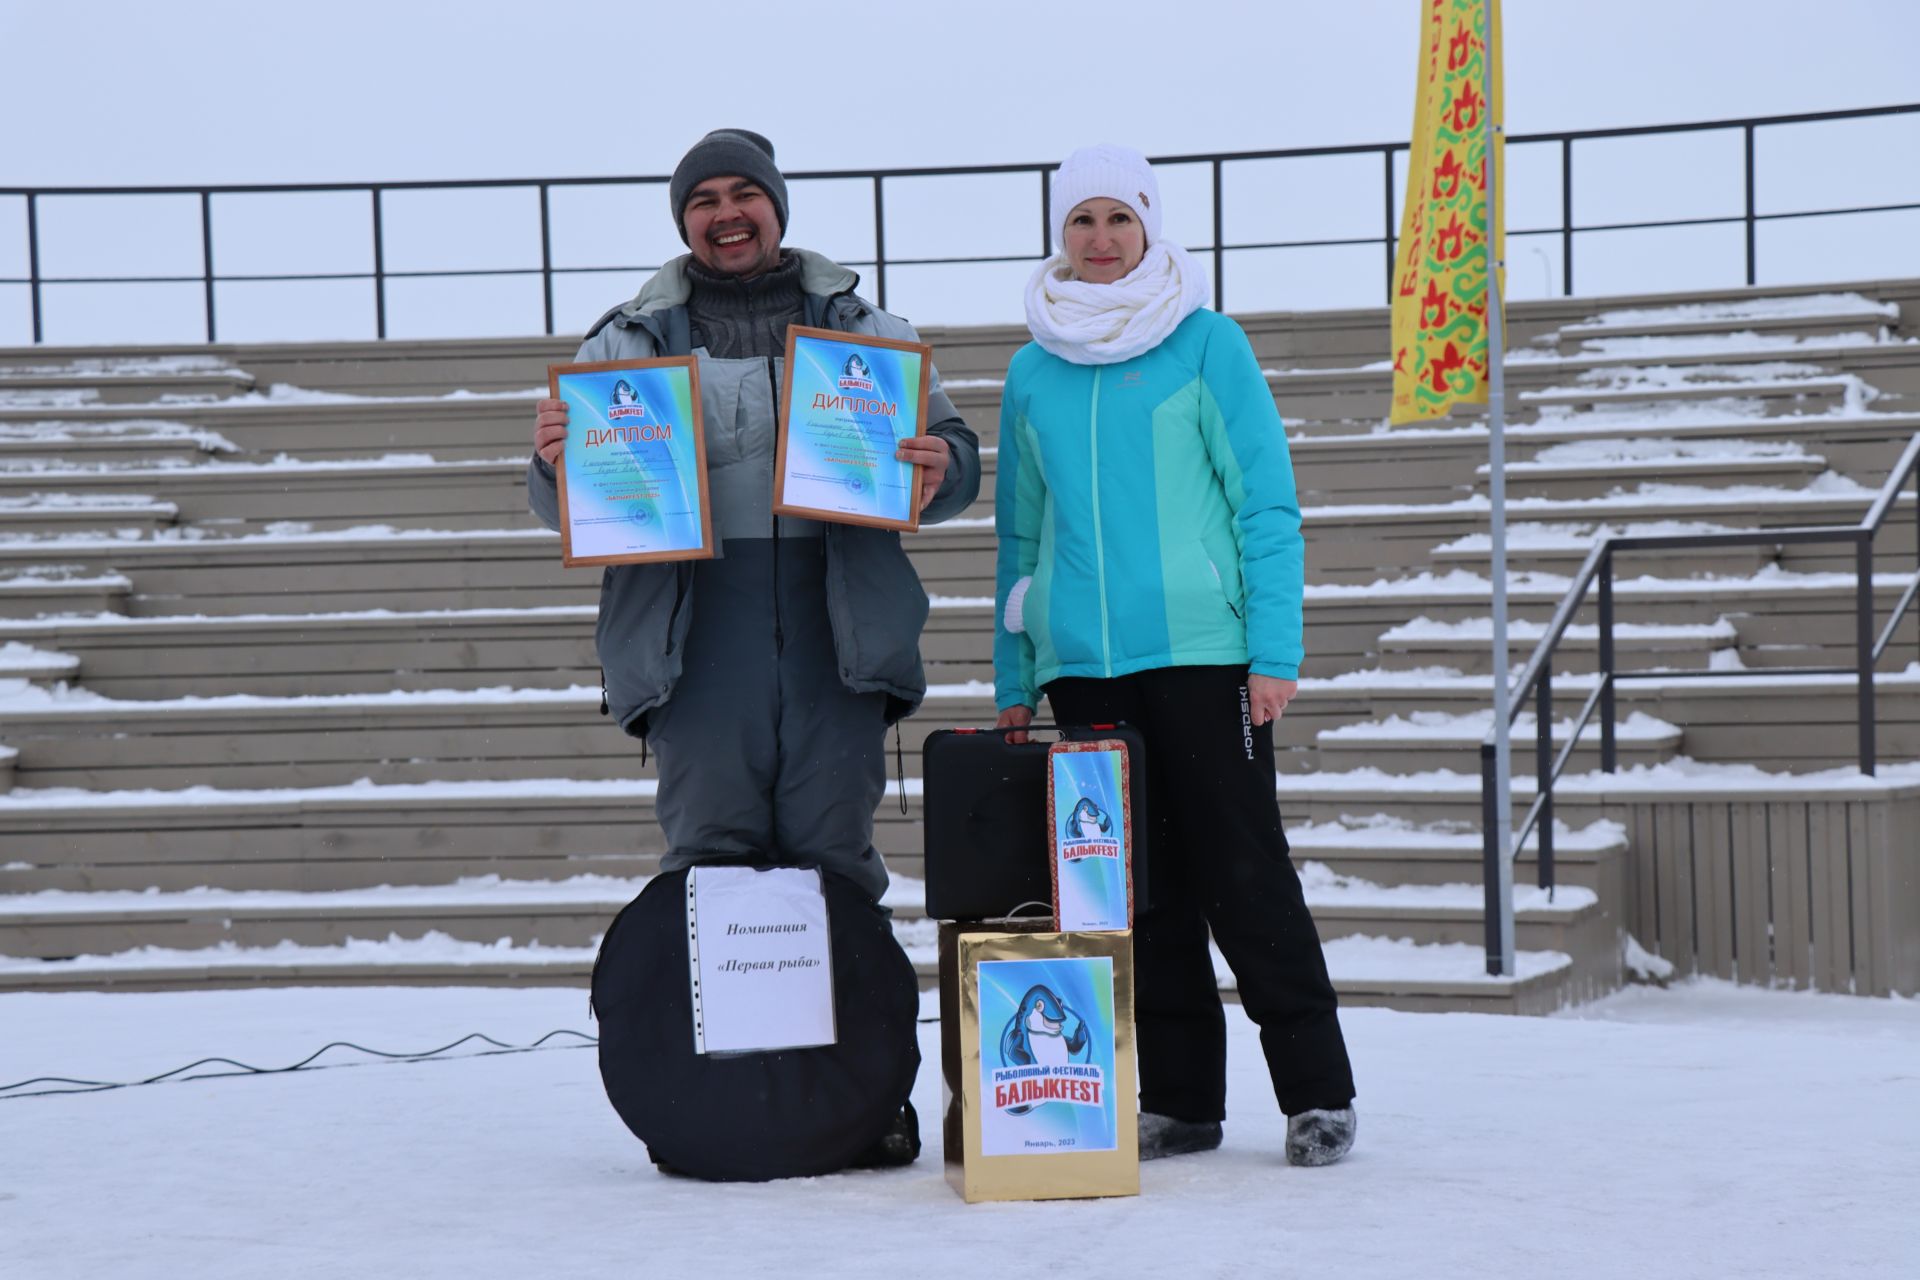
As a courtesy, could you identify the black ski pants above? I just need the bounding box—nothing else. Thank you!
[1046,664,1355,1120]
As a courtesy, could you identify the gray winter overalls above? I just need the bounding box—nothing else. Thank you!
[526,250,981,899]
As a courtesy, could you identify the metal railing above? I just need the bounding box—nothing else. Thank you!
[3,103,1917,344]
[1480,432,1920,975]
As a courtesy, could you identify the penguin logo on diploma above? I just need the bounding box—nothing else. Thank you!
[997,984,1090,1115]
[838,353,875,392]
[1063,796,1113,841]
[607,379,648,421]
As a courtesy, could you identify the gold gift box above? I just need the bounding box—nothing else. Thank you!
[939,921,1139,1202]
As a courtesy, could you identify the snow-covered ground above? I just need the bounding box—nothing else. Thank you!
[2,981,1914,1279]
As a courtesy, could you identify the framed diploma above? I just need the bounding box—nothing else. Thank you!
[550,356,714,567]
[774,325,932,532]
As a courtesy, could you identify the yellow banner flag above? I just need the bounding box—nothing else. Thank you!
[1391,0,1504,424]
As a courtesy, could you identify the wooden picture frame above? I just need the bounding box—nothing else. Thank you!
[550,355,714,567]
[773,325,932,533]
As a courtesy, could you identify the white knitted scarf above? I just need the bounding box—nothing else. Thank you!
[1023,240,1210,366]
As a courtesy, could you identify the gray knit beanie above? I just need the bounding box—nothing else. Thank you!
[669,129,789,244]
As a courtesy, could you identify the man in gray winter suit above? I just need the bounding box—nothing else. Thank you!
[527,129,981,906]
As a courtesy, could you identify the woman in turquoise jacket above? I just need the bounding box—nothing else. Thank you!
[994,145,1356,1167]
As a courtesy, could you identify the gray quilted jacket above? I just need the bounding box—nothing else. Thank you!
[527,249,981,732]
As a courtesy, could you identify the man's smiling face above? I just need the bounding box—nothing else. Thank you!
[683,176,783,278]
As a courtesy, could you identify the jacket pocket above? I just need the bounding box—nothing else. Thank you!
[595,563,688,734]
[1199,529,1247,620]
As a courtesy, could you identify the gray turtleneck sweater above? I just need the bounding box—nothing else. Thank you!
[684,252,807,360]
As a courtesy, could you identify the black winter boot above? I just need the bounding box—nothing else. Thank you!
[1285,1106,1356,1167]
[1138,1111,1224,1160]
[849,1101,921,1170]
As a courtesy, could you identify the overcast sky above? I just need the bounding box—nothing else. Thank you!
[3,1,1916,343]
[6,0,1918,182]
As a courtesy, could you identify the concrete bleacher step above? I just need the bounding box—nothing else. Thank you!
[0,357,256,404]
[1290,817,1627,890]
[0,394,539,463]
[1312,710,1683,774]
[1428,524,1779,580]
[930,570,1920,683]
[1479,448,1829,501]
[0,869,1601,959]
[1519,371,1863,416]
[1283,670,1920,773]
[0,930,1586,1012]
[6,675,1912,896]
[1550,292,1898,347]
[0,421,236,466]
[0,528,580,616]
[0,870,1600,1011]
[1306,484,1910,584]
[0,607,601,699]
[11,657,1907,797]
[0,566,131,619]
[0,495,177,538]
[0,456,535,534]
[1375,615,1738,674]
[0,640,80,687]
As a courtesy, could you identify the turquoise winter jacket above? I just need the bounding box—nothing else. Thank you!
[993,308,1304,711]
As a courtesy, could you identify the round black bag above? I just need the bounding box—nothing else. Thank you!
[591,867,920,1181]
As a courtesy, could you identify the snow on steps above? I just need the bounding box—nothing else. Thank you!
[0,604,604,699]
[0,456,535,535]
[1520,362,1875,413]
[0,492,177,535]
[0,639,80,683]
[0,866,1595,954]
[1521,329,1911,367]
[1290,816,1627,887]
[1376,614,1737,674]
[0,420,238,464]
[0,564,131,618]
[1290,665,1920,774]
[1475,437,1829,498]
[1429,520,1777,579]
[0,358,255,405]
[5,666,1910,793]
[0,927,1583,1012]
[1314,709,1683,773]
[0,866,1592,1011]
[0,386,545,463]
[1555,292,1899,342]
[1273,759,1920,828]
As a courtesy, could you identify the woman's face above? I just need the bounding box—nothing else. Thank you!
[1063,198,1147,284]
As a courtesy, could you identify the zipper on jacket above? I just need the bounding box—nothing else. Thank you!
[1088,367,1112,675]
[766,357,785,652]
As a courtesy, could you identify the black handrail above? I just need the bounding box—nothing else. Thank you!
[1480,432,1920,975]
[4,103,1916,344]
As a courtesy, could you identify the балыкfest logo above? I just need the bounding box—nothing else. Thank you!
[1060,796,1119,863]
[992,984,1104,1115]
[608,379,648,421]
[838,353,875,392]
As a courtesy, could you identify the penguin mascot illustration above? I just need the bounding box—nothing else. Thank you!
[1064,796,1113,841]
[998,984,1091,1115]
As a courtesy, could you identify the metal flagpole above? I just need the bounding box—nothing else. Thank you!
[1482,7,1515,976]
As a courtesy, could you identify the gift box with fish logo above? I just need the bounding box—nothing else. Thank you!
[940,923,1138,1202]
